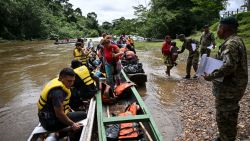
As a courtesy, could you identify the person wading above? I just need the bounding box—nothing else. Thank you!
[161,35,172,76]
[203,16,248,141]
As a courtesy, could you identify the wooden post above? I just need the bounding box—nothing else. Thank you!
[248,0,250,11]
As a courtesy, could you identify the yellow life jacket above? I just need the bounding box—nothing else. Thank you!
[74,48,82,60]
[37,78,71,114]
[74,66,94,86]
[80,54,88,65]
[128,38,134,44]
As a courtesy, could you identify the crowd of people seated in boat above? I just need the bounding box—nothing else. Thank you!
[37,33,138,140]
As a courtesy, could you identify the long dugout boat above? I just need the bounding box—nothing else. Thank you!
[96,69,162,141]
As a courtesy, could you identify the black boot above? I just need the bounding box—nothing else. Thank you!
[212,137,221,141]
[192,75,198,79]
[183,75,190,79]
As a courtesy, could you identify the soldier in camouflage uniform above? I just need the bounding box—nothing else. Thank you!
[200,25,216,57]
[178,34,200,79]
[203,17,248,141]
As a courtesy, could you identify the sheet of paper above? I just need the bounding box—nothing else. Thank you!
[207,44,213,49]
[196,54,207,77]
[191,43,196,51]
[205,57,223,74]
[196,54,224,82]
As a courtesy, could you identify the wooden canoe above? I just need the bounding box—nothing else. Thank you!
[96,69,162,141]
[27,97,96,141]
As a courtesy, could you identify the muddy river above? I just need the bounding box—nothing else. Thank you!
[0,40,199,140]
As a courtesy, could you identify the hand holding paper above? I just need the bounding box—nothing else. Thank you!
[191,43,197,51]
[197,54,224,82]
[207,44,213,50]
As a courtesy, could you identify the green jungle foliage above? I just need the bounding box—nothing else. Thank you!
[0,0,234,40]
[191,12,250,51]
[0,0,99,39]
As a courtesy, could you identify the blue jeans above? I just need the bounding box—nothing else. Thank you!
[105,61,121,89]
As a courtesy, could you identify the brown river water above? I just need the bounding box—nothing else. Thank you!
[0,40,215,141]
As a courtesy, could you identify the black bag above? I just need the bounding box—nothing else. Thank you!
[123,63,144,74]
[106,124,120,141]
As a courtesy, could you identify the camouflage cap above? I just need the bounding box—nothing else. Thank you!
[220,16,239,27]
[177,34,185,38]
[204,24,209,28]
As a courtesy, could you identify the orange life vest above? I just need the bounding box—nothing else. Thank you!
[114,82,135,97]
[100,82,135,104]
[118,103,142,139]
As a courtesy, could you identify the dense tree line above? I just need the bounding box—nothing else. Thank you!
[129,0,227,38]
[0,0,99,39]
[0,0,228,40]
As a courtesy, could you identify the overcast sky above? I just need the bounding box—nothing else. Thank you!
[69,0,245,24]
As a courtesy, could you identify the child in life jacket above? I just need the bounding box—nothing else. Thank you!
[170,41,179,66]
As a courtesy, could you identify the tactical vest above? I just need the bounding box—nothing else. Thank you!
[74,66,94,86]
[37,78,71,114]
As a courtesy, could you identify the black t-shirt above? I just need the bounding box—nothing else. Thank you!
[40,87,67,116]
[72,74,97,100]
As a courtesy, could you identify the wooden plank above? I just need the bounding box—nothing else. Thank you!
[103,115,149,124]
[79,98,96,141]
[96,90,107,141]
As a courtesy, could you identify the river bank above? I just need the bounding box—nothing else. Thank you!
[174,79,250,140]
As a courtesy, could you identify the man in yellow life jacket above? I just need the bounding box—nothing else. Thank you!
[73,42,83,60]
[127,35,135,47]
[37,68,86,132]
[70,60,98,111]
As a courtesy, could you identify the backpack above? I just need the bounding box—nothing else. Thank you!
[123,63,144,74]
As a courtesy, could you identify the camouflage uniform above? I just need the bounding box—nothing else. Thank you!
[205,35,248,141]
[178,38,200,77]
[200,31,215,57]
